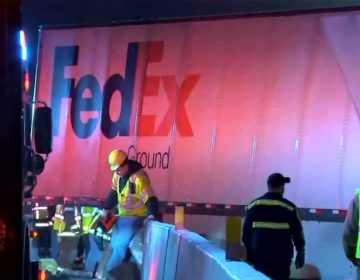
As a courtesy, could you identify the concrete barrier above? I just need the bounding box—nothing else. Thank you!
[142,221,269,280]
[142,222,173,280]
[163,228,181,280]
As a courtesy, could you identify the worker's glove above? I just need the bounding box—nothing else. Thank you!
[295,250,305,269]
[102,209,110,218]
[143,215,155,227]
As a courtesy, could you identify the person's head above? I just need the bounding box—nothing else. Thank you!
[267,173,291,195]
[108,149,129,176]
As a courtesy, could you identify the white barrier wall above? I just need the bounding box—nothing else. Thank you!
[162,215,356,280]
[142,221,269,280]
[142,222,173,279]
[163,228,181,280]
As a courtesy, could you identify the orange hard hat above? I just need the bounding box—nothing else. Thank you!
[108,149,127,171]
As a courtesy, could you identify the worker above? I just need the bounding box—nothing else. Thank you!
[242,173,305,280]
[71,206,101,270]
[102,149,159,274]
[343,190,360,278]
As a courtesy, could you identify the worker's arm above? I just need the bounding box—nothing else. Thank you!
[343,195,359,265]
[242,206,253,264]
[103,173,119,210]
[145,196,160,219]
[134,172,159,219]
[290,207,305,252]
[103,189,117,210]
[290,206,305,269]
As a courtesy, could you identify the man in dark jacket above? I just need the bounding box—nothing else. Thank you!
[242,173,305,280]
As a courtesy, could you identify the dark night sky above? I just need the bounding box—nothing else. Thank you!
[21,0,360,91]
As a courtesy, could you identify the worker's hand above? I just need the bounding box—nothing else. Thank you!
[295,250,305,269]
[102,209,110,219]
[143,215,155,227]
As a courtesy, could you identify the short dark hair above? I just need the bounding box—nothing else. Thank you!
[267,173,291,188]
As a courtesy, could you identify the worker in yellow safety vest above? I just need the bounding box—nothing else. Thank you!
[71,205,102,270]
[343,189,360,278]
[102,149,159,273]
[53,204,66,233]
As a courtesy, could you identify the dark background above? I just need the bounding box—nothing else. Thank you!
[22,0,360,94]
[1,1,23,278]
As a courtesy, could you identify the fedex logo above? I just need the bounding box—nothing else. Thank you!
[50,41,200,138]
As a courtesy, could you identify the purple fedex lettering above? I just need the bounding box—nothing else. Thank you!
[50,43,138,138]
[50,41,199,138]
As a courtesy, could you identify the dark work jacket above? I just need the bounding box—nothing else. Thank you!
[242,192,305,264]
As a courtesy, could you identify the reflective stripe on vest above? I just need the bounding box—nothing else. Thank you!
[118,200,144,210]
[252,221,290,230]
[54,214,64,220]
[356,190,360,259]
[247,199,294,211]
[140,187,155,203]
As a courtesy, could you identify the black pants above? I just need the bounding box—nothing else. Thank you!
[76,234,90,257]
[253,259,291,280]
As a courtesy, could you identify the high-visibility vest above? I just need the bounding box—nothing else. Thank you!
[32,203,52,229]
[81,206,101,234]
[53,204,66,233]
[113,170,155,217]
[32,203,49,220]
[356,190,360,259]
